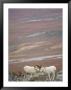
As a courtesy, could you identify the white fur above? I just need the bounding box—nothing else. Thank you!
[23,65,40,79]
[40,66,56,81]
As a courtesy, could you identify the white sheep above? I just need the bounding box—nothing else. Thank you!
[23,65,40,79]
[40,66,56,81]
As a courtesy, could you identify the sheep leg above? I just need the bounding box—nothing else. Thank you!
[24,73,26,79]
[50,72,53,81]
[48,73,51,81]
[45,73,49,81]
[31,74,33,78]
[28,74,33,80]
[52,72,55,81]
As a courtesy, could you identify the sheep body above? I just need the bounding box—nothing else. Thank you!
[23,65,40,80]
[40,66,56,80]
[23,65,56,81]
[24,66,37,74]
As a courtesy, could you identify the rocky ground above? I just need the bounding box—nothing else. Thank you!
[9,70,62,81]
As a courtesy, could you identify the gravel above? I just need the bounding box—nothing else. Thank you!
[9,70,62,81]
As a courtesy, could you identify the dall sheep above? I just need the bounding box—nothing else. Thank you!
[40,66,56,81]
[23,65,40,79]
